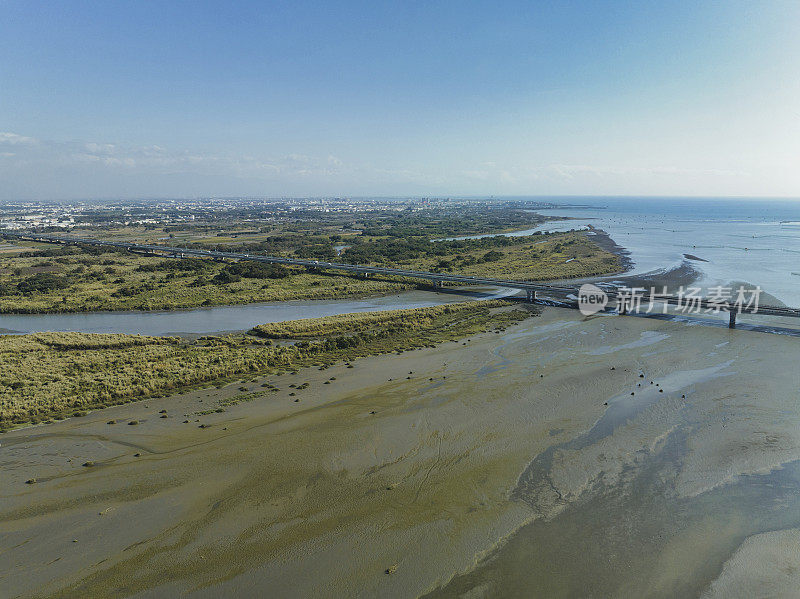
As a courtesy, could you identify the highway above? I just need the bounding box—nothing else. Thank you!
[4,231,800,327]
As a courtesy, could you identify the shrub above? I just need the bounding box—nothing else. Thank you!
[17,273,71,294]
[212,270,241,285]
[481,250,504,262]
[223,261,291,279]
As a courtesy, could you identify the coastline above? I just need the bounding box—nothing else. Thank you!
[565,225,705,291]
[586,224,634,273]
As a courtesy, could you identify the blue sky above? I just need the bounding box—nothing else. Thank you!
[2,1,799,199]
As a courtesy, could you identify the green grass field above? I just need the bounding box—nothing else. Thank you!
[0,247,414,313]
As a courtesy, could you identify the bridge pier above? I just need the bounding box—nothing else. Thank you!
[729,310,736,329]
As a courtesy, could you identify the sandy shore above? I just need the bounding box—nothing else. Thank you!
[2,308,800,597]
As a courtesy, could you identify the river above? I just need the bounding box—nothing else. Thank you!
[0,286,518,336]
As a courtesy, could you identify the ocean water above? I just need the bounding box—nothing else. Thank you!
[525,197,800,307]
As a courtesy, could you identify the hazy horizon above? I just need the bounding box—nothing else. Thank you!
[4,195,800,205]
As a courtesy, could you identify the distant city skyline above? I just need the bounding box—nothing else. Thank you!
[2,1,800,200]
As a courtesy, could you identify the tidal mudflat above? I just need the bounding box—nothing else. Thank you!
[2,308,799,598]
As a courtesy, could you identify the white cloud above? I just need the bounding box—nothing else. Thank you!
[539,164,742,179]
[0,131,369,199]
[83,142,117,154]
[0,132,350,179]
[448,161,746,190]
[461,169,491,180]
[0,132,37,145]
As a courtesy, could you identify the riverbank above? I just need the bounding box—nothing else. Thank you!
[0,300,531,429]
[3,307,800,597]
[545,226,703,291]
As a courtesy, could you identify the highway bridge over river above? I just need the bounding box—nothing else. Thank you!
[4,231,800,329]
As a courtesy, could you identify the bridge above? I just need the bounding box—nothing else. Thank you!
[4,231,800,329]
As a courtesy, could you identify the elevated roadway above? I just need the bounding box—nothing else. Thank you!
[4,231,800,328]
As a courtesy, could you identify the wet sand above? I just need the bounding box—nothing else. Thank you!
[2,308,800,598]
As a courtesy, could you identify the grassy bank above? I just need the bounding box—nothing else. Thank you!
[0,229,619,314]
[0,300,533,429]
[0,247,414,313]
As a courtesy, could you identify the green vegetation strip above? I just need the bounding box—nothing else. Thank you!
[0,246,413,314]
[250,301,509,338]
[0,300,534,429]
